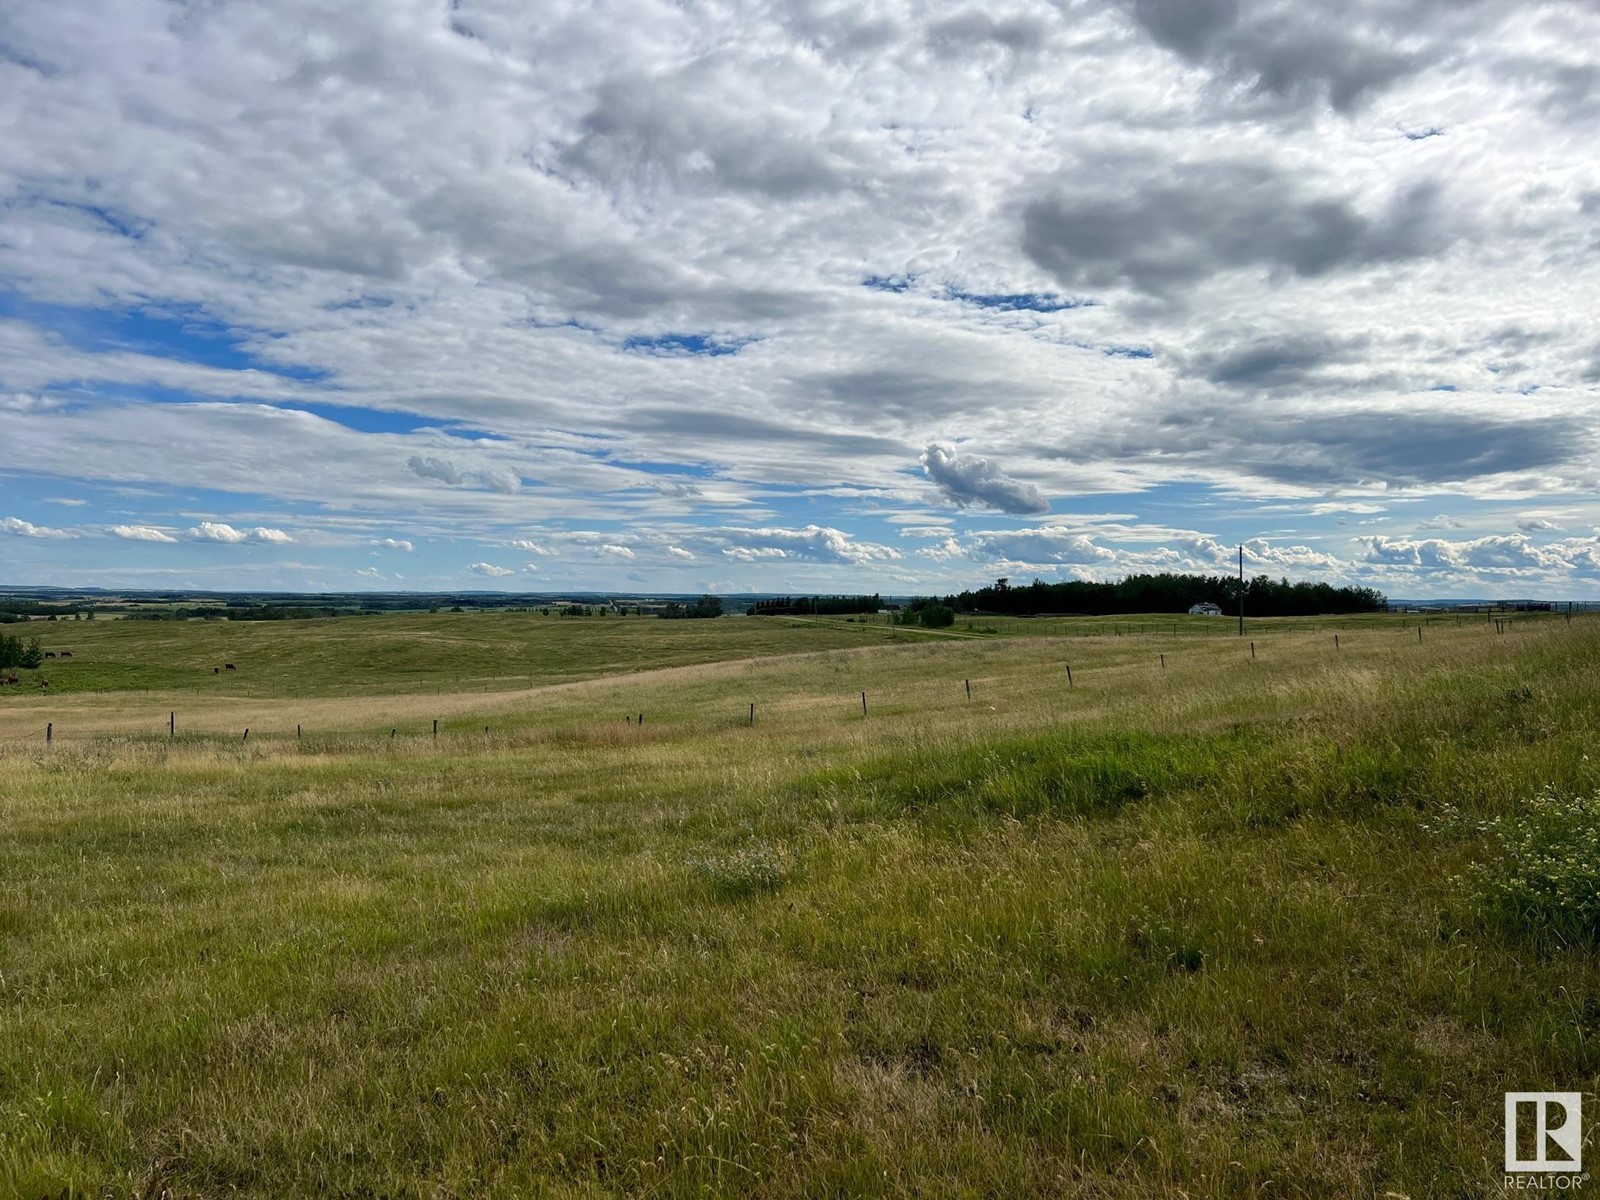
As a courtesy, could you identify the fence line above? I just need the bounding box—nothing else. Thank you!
[0,614,1575,751]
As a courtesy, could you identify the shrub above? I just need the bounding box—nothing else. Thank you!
[1455,789,1600,948]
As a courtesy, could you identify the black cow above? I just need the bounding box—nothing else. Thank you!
[224,663,237,671]
[44,652,55,659]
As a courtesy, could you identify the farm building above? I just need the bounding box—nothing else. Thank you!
[1188,602,1225,616]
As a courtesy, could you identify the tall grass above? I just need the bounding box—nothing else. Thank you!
[0,615,1596,1196]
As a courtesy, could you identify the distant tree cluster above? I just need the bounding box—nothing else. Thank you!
[926,574,1386,618]
[0,601,90,619]
[661,596,724,619]
[0,632,44,669]
[221,606,340,621]
[897,598,955,628]
[750,594,882,616]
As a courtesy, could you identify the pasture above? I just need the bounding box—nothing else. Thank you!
[0,610,1594,1197]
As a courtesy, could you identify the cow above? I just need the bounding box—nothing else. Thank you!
[224,663,237,671]
[44,652,55,659]
[37,679,48,689]
[59,651,72,658]
[213,667,220,674]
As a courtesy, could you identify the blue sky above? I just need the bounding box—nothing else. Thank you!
[3,1,1599,596]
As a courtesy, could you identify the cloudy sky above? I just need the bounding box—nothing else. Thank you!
[2,0,1598,597]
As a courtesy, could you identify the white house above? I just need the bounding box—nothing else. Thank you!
[1188,602,1224,616]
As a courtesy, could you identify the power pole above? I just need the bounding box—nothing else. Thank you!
[1237,544,1245,637]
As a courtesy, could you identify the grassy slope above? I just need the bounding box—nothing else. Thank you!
[0,611,919,700]
[0,614,1595,1197]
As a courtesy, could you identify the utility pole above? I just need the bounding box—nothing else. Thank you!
[1238,544,1245,637]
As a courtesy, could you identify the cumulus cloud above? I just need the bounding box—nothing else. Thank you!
[191,521,248,543]
[1,516,73,538]
[189,522,292,544]
[468,562,515,577]
[971,528,1117,565]
[920,444,1049,514]
[1358,533,1573,573]
[374,537,415,552]
[716,525,899,565]
[108,525,178,543]
[598,544,635,559]
[510,539,550,554]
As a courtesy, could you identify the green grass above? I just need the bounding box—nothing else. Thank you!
[1,610,930,699]
[1,613,1597,1196]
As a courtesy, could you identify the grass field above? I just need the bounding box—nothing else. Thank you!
[1,611,1595,1196]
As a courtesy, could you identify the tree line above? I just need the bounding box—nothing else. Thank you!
[750,595,882,616]
[923,574,1386,618]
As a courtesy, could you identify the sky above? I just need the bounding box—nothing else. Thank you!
[1,0,1599,598]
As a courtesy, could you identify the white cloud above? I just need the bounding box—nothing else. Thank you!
[108,524,178,543]
[714,525,899,565]
[191,521,249,543]
[666,545,694,560]
[189,521,292,544]
[598,544,635,559]
[510,538,549,554]
[1,516,73,539]
[468,562,515,577]
[374,537,414,552]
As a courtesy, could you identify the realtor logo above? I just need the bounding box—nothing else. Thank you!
[1506,1093,1583,1173]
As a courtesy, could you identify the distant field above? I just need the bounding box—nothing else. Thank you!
[1,611,1594,1196]
[0,610,924,702]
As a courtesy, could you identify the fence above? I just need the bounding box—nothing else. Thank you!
[0,612,1574,753]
